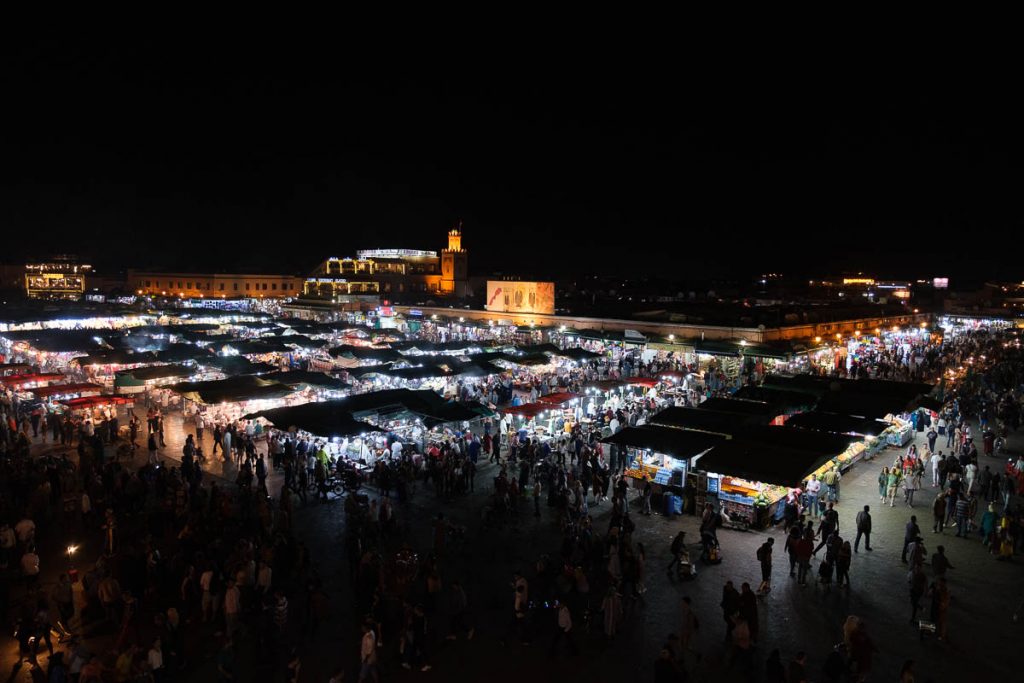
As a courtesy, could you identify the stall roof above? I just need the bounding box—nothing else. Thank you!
[649,406,773,433]
[909,394,945,412]
[538,392,582,406]
[0,373,66,387]
[732,425,858,454]
[75,350,159,366]
[262,371,350,391]
[815,391,912,420]
[154,345,213,363]
[696,440,835,488]
[329,345,405,362]
[732,385,818,412]
[243,401,383,438]
[0,363,33,373]
[556,347,602,361]
[32,382,104,398]
[785,412,889,437]
[221,340,292,355]
[584,379,629,393]
[118,364,195,382]
[168,375,296,404]
[698,397,780,417]
[61,395,133,409]
[602,426,726,461]
[763,374,932,399]
[194,356,276,376]
[295,388,483,426]
[501,402,551,419]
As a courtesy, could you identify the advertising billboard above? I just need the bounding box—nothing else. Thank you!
[485,281,555,315]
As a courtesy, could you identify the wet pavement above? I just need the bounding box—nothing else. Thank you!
[3,406,1023,682]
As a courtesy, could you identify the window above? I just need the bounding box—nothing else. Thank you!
[178,282,183,289]
[246,283,251,290]
[272,283,277,290]
[144,280,151,288]
[233,283,239,291]
[187,282,192,289]
[219,283,225,291]
[263,283,268,290]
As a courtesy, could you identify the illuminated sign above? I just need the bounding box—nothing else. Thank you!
[842,278,876,285]
[356,249,437,259]
[933,277,949,289]
[485,281,555,315]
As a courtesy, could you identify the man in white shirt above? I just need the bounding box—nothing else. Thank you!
[147,638,164,676]
[804,475,822,518]
[390,440,403,460]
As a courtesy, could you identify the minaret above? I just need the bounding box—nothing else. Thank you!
[441,220,468,295]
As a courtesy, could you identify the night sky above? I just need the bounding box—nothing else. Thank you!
[4,42,1020,282]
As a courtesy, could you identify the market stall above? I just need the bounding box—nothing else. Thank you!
[694,439,834,528]
[603,425,726,510]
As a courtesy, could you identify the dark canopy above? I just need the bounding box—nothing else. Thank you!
[785,412,888,437]
[244,401,383,438]
[196,356,276,376]
[262,371,350,391]
[168,375,295,404]
[602,426,725,461]
[698,398,780,418]
[649,406,774,433]
[733,385,818,412]
[118,364,195,382]
[695,440,835,488]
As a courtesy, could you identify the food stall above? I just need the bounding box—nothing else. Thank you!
[694,438,838,528]
[604,425,726,511]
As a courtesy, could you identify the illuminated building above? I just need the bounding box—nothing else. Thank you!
[308,223,469,297]
[25,258,92,300]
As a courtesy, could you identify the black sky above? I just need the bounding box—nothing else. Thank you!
[3,41,1021,282]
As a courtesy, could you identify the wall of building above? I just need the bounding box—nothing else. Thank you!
[128,272,303,299]
[392,305,932,343]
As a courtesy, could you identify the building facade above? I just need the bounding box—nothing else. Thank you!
[127,271,304,299]
[307,225,469,298]
[25,259,92,300]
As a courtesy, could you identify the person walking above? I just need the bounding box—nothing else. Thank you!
[909,564,928,623]
[854,505,873,552]
[147,432,159,466]
[931,545,954,579]
[878,466,889,503]
[932,492,947,533]
[548,601,578,656]
[902,516,921,563]
[887,467,902,507]
[756,538,774,594]
[836,541,852,589]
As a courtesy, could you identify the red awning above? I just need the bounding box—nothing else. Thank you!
[538,392,582,406]
[627,378,659,388]
[33,383,104,398]
[61,395,133,409]
[585,379,628,393]
[0,373,65,387]
[502,403,552,419]
[657,370,689,380]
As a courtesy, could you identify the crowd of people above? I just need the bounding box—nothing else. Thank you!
[1,321,1023,682]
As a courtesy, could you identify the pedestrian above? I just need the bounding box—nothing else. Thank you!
[756,538,774,594]
[854,505,873,552]
[601,587,623,638]
[932,492,947,533]
[548,601,578,655]
[901,515,921,563]
[147,432,159,466]
[931,545,954,579]
[720,580,740,642]
[878,466,889,503]
[929,577,951,641]
[836,541,852,589]
[359,621,378,682]
[909,563,927,623]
